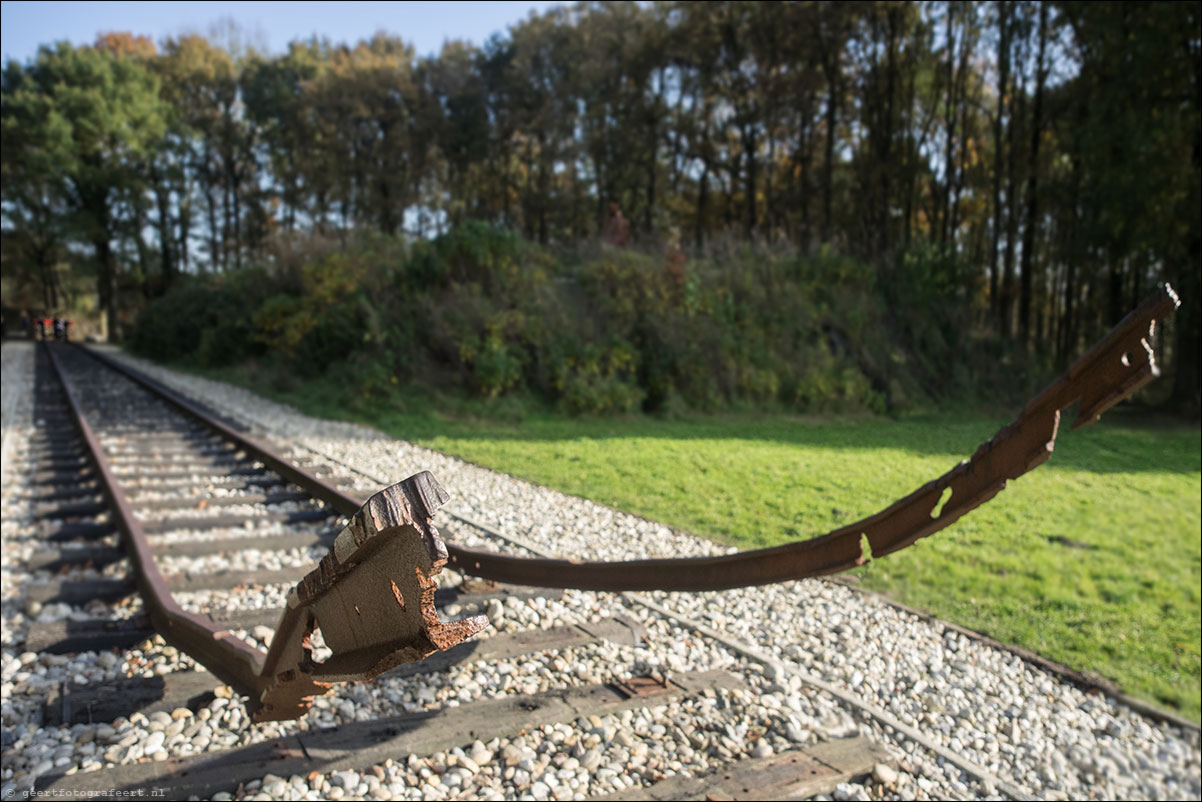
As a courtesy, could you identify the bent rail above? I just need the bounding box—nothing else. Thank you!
[442,284,1180,589]
[64,284,1178,718]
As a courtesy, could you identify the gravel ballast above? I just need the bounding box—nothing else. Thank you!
[1,341,1198,801]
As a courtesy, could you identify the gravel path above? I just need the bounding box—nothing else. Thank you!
[2,342,1198,801]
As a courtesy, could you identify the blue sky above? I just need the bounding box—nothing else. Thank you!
[1,1,564,63]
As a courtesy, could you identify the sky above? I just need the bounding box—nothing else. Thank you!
[0,0,564,63]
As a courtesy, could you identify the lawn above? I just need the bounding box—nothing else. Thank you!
[191,364,1202,720]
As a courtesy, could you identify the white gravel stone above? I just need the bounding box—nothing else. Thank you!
[873,762,898,785]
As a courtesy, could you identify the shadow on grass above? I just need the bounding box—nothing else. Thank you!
[187,358,1201,476]
[369,409,1202,477]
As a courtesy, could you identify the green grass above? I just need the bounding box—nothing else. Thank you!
[191,362,1202,720]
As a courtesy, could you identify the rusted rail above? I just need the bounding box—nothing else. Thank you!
[440,284,1181,590]
[44,345,485,721]
[60,284,1177,720]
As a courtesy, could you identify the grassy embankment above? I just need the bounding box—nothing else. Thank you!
[188,364,1201,720]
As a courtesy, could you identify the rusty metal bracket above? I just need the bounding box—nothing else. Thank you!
[255,473,487,720]
[612,675,672,700]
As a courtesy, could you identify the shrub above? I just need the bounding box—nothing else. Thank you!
[250,253,367,374]
[471,334,524,398]
[546,339,644,415]
[130,271,268,366]
[132,223,1016,417]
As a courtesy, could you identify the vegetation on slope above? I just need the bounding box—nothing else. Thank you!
[130,225,1042,417]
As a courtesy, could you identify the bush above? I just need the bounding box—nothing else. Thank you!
[251,253,368,374]
[130,271,268,367]
[132,224,1016,417]
[546,339,644,415]
[471,334,524,398]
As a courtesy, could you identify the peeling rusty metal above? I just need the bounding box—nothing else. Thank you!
[612,675,672,699]
[255,473,487,720]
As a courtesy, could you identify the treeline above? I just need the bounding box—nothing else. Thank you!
[2,1,1199,411]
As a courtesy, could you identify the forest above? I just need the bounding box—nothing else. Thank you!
[2,1,1199,414]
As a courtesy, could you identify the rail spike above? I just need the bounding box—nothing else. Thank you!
[254,472,488,721]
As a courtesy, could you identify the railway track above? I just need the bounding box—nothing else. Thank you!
[5,344,893,801]
[1,292,1198,802]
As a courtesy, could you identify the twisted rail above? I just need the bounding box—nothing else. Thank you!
[60,284,1177,719]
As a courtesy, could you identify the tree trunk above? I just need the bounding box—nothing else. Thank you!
[743,124,757,239]
[1060,259,1075,362]
[205,183,220,271]
[797,126,812,250]
[221,164,231,272]
[879,8,898,256]
[1018,2,1048,351]
[821,58,838,244]
[1000,73,1024,340]
[645,122,657,234]
[1058,147,1082,366]
[989,2,1011,325]
[901,50,919,249]
[94,233,119,342]
[38,245,58,311]
[154,178,175,284]
[695,160,710,251]
[941,1,956,249]
[949,21,971,249]
[644,70,662,234]
[178,191,192,274]
[231,167,242,270]
[1169,35,1201,415]
[132,197,152,296]
[766,132,776,239]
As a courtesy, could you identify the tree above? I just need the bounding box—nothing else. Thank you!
[242,40,327,234]
[1056,1,1201,411]
[2,3,1197,404]
[2,42,165,338]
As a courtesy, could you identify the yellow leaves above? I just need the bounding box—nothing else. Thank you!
[252,294,312,353]
[164,34,236,82]
[251,253,367,358]
[93,33,157,60]
[961,135,984,169]
[302,253,364,303]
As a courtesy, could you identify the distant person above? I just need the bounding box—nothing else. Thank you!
[21,311,31,339]
[53,317,65,341]
[35,316,46,340]
[604,202,631,248]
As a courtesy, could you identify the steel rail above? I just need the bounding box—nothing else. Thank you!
[42,343,268,696]
[43,344,484,721]
[80,284,1178,592]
